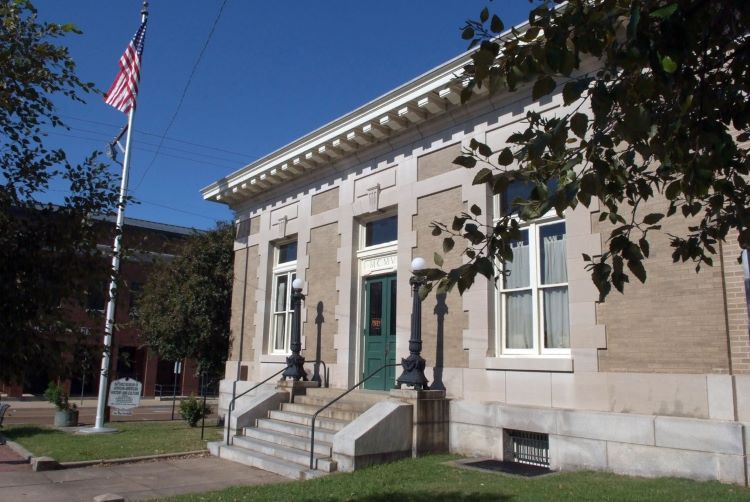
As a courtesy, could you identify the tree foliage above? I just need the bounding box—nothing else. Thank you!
[426,0,750,300]
[0,0,121,382]
[137,224,234,379]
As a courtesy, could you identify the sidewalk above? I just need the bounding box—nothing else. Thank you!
[0,454,284,501]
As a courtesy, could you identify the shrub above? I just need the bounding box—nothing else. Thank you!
[179,395,212,427]
[44,382,71,411]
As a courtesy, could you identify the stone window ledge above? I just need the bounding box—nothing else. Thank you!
[259,354,288,364]
[485,356,573,372]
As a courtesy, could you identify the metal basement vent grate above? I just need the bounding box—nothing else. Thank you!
[505,429,550,467]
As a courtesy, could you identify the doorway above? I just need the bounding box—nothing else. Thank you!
[362,274,397,390]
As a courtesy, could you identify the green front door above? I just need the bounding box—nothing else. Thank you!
[362,274,397,390]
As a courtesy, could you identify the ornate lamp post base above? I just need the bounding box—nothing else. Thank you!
[282,353,307,381]
[396,353,429,390]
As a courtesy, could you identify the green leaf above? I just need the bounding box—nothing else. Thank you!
[434,252,444,267]
[461,26,475,40]
[532,76,556,100]
[661,55,678,73]
[475,257,494,279]
[642,213,663,225]
[497,147,514,166]
[480,7,489,23]
[639,238,650,258]
[470,204,482,216]
[650,4,678,18]
[443,238,455,253]
[453,155,477,168]
[473,167,494,185]
[476,142,492,157]
[665,181,681,200]
[490,15,504,34]
[570,113,588,139]
[431,226,442,237]
[562,80,585,105]
[627,258,647,283]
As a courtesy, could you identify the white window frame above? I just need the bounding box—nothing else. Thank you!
[269,241,297,355]
[494,196,570,357]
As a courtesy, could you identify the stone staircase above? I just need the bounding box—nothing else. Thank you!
[213,387,390,480]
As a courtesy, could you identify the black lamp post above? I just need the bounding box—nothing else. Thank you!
[282,277,307,381]
[397,257,429,390]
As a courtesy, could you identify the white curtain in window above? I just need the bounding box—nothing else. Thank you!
[275,276,287,312]
[542,233,569,348]
[506,291,533,348]
[506,243,530,288]
[544,287,569,348]
[273,314,286,351]
[542,234,567,284]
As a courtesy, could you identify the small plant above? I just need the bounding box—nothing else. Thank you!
[44,382,71,411]
[179,395,212,427]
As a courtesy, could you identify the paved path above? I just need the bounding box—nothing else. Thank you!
[0,455,285,501]
[0,444,31,472]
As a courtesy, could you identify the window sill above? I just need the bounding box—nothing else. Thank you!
[485,356,573,373]
[259,354,288,364]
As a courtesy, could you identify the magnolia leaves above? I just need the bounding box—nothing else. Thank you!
[428,0,749,305]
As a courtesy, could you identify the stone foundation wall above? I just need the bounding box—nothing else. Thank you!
[450,399,747,485]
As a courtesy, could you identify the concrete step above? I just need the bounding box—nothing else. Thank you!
[281,402,362,421]
[294,395,374,413]
[256,418,338,443]
[268,410,350,431]
[305,388,391,403]
[218,444,324,480]
[233,435,337,472]
[242,426,333,456]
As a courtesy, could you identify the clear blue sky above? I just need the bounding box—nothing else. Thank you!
[36,0,532,230]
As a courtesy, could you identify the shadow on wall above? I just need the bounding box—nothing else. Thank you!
[431,293,448,391]
[313,301,325,384]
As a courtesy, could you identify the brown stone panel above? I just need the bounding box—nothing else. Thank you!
[249,216,261,236]
[311,187,340,215]
[722,230,750,374]
[303,223,340,366]
[596,197,731,374]
[414,187,469,369]
[229,245,258,362]
[417,144,462,182]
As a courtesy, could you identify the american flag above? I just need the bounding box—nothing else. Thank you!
[104,21,147,113]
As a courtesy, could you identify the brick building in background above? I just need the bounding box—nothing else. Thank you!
[1,215,201,399]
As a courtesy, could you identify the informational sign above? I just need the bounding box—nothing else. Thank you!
[109,378,142,416]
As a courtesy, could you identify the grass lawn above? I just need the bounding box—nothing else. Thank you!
[3,421,223,462]
[162,454,750,502]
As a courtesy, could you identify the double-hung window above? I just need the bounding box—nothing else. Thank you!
[497,183,570,355]
[270,241,297,354]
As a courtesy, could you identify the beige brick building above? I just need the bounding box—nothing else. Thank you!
[202,39,750,483]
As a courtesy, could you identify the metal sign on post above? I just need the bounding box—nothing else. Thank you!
[108,378,142,417]
[171,359,183,420]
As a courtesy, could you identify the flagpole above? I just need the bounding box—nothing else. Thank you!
[84,1,149,433]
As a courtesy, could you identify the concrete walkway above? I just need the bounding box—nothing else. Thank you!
[0,455,285,501]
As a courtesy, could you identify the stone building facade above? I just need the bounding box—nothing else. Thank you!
[202,45,750,483]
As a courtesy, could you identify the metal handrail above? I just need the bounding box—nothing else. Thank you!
[308,362,399,470]
[225,359,328,446]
